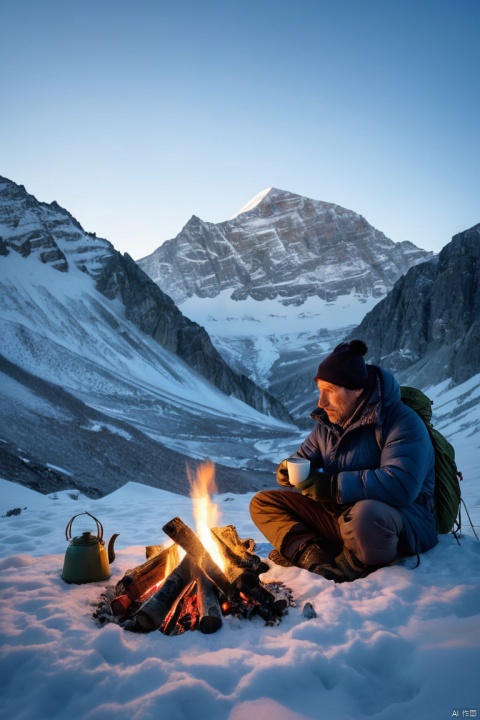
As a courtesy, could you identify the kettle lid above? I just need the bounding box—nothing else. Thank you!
[72,531,99,546]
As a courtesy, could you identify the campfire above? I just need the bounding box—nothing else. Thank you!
[94,462,294,635]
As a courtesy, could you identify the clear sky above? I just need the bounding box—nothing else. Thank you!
[1,0,478,259]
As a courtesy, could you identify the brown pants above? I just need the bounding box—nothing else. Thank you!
[250,489,404,566]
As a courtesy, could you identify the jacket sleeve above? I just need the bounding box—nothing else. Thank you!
[336,404,435,507]
[292,425,325,469]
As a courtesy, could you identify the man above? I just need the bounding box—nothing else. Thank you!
[250,339,438,582]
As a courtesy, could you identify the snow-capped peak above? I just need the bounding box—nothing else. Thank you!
[230,187,274,218]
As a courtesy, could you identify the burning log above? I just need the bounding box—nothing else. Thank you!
[145,544,163,559]
[134,554,196,632]
[110,594,133,617]
[162,517,233,599]
[208,525,291,618]
[122,543,179,602]
[159,571,223,635]
[196,573,222,634]
[210,525,269,576]
[160,578,198,635]
[233,570,283,616]
[163,516,285,625]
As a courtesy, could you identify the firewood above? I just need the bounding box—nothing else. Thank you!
[95,519,295,634]
[213,529,291,616]
[232,569,279,622]
[122,544,179,602]
[210,525,269,575]
[134,554,195,632]
[110,594,132,616]
[145,544,164,559]
[160,579,198,635]
[196,573,222,634]
[162,517,233,600]
[162,517,285,625]
[174,586,200,634]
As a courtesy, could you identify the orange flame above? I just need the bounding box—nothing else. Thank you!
[187,461,225,571]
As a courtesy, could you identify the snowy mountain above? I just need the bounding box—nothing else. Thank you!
[138,187,432,305]
[0,177,300,498]
[138,188,433,422]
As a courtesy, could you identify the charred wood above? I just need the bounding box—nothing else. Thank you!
[232,570,280,624]
[210,525,268,575]
[162,517,233,600]
[134,554,195,632]
[160,579,198,635]
[197,573,223,634]
[110,594,132,617]
[122,544,179,602]
[95,520,295,635]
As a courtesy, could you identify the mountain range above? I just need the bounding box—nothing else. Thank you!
[1,177,479,498]
[0,177,298,498]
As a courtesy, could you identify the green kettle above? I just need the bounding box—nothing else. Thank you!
[61,511,119,584]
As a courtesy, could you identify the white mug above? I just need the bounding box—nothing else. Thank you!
[287,457,310,486]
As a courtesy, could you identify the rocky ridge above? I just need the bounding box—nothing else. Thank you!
[138,187,433,305]
[348,223,480,388]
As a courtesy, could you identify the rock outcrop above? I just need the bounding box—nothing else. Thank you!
[348,224,480,387]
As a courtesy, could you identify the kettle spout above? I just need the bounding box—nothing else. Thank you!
[108,533,120,564]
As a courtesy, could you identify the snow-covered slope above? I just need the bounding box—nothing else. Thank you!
[0,179,304,498]
[0,247,301,496]
[0,176,291,423]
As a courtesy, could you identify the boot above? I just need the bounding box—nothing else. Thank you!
[297,544,375,583]
[268,549,294,567]
[268,540,336,574]
[292,540,341,579]
[332,547,374,583]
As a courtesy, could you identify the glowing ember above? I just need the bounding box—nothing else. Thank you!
[187,461,225,571]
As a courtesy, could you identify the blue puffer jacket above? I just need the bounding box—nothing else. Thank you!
[295,366,438,555]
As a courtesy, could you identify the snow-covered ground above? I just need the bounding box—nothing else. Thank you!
[1,416,479,720]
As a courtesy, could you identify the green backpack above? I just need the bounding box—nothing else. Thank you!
[399,386,461,534]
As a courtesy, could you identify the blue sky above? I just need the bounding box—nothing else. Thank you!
[1,0,478,259]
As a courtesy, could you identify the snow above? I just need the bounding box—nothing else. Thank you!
[0,247,297,474]
[230,188,273,219]
[180,289,379,340]
[178,290,380,390]
[1,443,479,720]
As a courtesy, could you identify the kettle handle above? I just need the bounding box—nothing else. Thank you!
[65,512,104,542]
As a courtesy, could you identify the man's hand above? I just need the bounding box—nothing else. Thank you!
[276,459,291,486]
[296,471,337,502]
